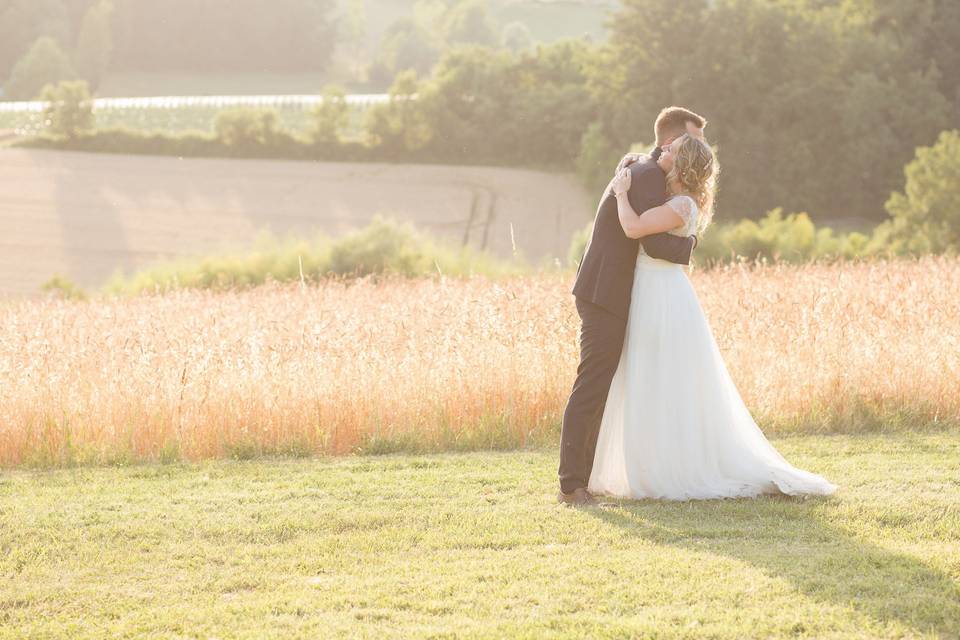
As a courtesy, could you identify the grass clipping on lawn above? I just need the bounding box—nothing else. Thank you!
[1,257,959,466]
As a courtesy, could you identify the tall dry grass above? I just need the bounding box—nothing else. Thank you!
[1,258,959,467]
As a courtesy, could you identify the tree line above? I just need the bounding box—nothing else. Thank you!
[10,0,960,235]
[0,0,545,98]
[388,0,958,226]
[0,0,337,98]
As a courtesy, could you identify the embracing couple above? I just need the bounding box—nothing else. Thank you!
[558,107,837,505]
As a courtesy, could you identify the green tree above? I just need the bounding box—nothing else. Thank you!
[0,0,69,82]
[336,0,367,82]
[441,0,495,47]
[593,0,953,223]
[881,130,960,253]
[311,84,349,145]
[588,0,709,142]
[364,70,432,154]
[834,69,950,219]
[576,121,621,196]
[500,21,533,55]
[40,79,94,138]
[840,0,960,117]
[369,18,439,87]
[4,36,76,100]
[73,0,113,90]
[414,42,595,164]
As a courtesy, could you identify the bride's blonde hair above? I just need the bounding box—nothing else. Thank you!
[666,134,718,233]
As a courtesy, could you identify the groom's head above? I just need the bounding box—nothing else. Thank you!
[655,107,707,147]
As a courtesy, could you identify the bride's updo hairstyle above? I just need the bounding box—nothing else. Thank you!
[667,134,718,233]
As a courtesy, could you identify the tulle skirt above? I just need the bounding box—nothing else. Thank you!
[588,254,837,501]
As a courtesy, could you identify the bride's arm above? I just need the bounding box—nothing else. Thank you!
[611,168,684,239]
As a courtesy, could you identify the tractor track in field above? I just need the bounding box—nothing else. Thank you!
[0,148,590,296]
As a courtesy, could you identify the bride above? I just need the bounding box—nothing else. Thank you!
[588,134,837,500]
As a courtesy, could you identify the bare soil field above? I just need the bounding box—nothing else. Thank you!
[0,149,590,296]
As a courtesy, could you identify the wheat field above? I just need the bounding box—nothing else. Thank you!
[1,258,959,467]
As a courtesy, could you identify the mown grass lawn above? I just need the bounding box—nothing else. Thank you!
[3,432,959,639]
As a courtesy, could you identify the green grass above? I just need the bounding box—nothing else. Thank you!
[2,431,959,638]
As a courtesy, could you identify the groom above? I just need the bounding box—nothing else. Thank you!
[558,106,707,505]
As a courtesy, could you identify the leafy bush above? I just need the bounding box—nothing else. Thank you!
[214,108,285,147]
[327,217,514,278]
[41,274,87,300]
[697,210,872,264]
[879,130,960,255]
[105,217,521,295]
[568,209,874,268]
[19,127,219,155]
[40,80,94,139]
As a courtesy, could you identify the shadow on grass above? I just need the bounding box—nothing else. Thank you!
[588,496,960,637]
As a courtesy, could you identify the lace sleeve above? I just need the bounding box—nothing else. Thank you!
[666,195,696,229]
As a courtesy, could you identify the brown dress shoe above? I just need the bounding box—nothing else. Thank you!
[557,487,597,506]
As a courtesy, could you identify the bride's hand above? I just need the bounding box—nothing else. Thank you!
[616,153,642,172]
[611,167,631,196]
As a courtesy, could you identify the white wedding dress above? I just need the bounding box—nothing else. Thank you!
[588,195,837,500]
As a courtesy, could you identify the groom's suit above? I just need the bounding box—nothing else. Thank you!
[559,147,696,494]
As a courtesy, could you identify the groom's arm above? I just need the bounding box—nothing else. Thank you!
[628,164,695,265]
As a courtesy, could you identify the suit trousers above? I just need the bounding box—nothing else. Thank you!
[558,296,628,494]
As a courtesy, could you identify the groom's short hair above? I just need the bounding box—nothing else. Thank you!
[655,107,707,145]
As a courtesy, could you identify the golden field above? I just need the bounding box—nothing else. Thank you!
[1,258,959,467]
